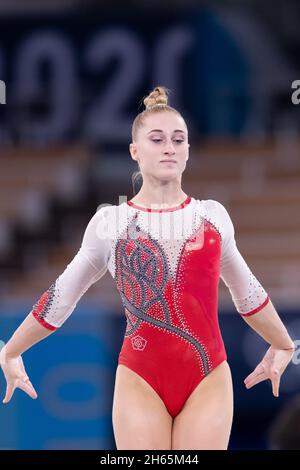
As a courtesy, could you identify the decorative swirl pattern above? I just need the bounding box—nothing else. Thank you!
[115,218,210,375]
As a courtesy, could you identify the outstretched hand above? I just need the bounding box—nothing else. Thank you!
[244,345,295,397]
[0,346,38,404]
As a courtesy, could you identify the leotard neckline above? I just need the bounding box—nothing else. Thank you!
[127,195,192,213]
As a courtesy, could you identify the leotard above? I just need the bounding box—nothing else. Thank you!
[31,195,269,417]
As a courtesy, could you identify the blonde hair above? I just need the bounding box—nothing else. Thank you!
[131,86,182,142]
[131,86,184,195]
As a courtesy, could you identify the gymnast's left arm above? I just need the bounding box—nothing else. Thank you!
[217,200,295,397]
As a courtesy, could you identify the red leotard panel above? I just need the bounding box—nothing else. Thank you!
[117,216,226,418]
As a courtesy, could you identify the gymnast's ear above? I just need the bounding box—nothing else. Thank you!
[129,142,138,162]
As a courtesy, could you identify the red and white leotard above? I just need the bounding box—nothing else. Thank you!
[32,195,269,417]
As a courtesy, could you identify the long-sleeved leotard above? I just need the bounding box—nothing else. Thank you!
[31,195,269,417]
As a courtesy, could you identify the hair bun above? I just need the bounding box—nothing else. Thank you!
[143,86,169,109]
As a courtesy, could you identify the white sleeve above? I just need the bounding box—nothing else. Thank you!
[31,207,111,330]
[217,201,269,316]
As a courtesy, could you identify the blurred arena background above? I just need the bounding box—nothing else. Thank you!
[0,0,299,450]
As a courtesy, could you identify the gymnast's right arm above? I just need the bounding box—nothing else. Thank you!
[0,207,110,404]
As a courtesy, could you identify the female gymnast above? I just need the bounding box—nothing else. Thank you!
[0,86,295,450]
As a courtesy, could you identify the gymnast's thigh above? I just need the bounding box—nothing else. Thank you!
[112,364,173,450]
[172,361,234,450]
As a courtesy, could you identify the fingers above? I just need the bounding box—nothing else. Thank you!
[26,381,38,400]
[244,364,265,383]
[3,378,38,404]
[244,372,267,389]
[244,364,266,385]
[17,379,37,400]
[17,358,37,398]
[3,383,15,404]
[17,379,38,400]
[271,369,281,397]
[244,368,281,397]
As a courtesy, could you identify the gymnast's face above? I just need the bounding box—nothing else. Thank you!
[129,111,190,182]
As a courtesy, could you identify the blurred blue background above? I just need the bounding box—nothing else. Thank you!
[0,0,299,450]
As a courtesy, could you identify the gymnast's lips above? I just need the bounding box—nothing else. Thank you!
[160,159,177,163]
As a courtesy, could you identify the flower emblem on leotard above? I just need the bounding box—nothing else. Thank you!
[131,335,147,351]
